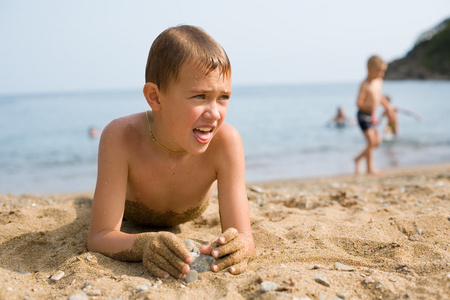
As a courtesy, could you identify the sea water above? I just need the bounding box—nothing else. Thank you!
[0,81,449,193]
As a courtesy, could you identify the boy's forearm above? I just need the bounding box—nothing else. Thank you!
[107,233,154,262]
[88,230,146,262]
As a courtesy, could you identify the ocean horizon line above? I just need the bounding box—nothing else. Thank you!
[2,79,449,99]
[0,80,373,99]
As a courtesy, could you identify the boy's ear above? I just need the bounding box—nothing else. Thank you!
[143,82,161,111]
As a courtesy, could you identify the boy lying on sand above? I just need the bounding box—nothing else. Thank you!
[87,25,254,279]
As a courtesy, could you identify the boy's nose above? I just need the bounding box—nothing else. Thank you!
[203,102,221,121]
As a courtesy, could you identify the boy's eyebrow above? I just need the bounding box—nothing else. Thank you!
[187,89,231,94]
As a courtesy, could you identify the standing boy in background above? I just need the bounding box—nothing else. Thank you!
[354,55,394,174]
[87,25,254,279]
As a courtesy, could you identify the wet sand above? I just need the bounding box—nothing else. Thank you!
[0,163,449,299]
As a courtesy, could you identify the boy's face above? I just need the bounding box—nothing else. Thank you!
[157,60,231,154]
[368,63,387,79]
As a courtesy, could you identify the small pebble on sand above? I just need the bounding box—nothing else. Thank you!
[84,290,101,296]
[136,283,151,292]
[184,239,196,252]
[85,255,96,263]
[185,270,199,284]
[334,262,355,271]
[68,291,88,300]
[409,235,419,241]
[189,252,215,272]
[314,274,330,287]
[250,186,264,194]
[260,281,277,292]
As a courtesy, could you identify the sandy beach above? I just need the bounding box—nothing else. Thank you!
[0,163,449,299]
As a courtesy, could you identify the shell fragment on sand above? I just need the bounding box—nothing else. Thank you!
[260,281,277,292]
[49,270,65,281]
[334,262,355,271]
[314,274,330,287]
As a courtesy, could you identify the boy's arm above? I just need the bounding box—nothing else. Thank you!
[87,120,191,279]
[87,120,135,255]
[356,82,368,111]
[380,97,396,123]
[199,124,254,274]
[396,107,423,121]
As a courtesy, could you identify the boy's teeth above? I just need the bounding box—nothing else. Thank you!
[196,127,211,132]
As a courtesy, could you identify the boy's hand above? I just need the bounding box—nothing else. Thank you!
[199,228,253,275]
[141,232,192,279]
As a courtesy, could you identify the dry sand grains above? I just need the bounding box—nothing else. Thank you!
[0,163,449,299]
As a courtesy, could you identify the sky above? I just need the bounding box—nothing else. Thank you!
[0,0,449,95]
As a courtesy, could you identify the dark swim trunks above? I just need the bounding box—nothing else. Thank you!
[357,111,377,131]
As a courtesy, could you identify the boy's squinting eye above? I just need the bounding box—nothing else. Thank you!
[190,93,230,101]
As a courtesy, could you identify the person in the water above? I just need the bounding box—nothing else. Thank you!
[379,95,422,140]
[326,106,355,128]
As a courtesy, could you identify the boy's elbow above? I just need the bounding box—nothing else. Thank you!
[86,235,97,252]
[87,231,103,253]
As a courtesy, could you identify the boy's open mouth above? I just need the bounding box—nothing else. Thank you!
[193,127,214,144]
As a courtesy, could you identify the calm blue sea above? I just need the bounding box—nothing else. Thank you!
[1,81,449,193]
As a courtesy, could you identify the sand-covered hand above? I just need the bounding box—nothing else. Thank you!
[200,228,252,275]
[141,232,192,279]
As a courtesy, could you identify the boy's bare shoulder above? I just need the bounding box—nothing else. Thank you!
[105,113,142,130]
[101,113,145,144]
[359,79,370,90]
[208,123,243,159]
[214,123,242,144]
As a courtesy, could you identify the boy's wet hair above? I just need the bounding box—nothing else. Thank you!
[367,55,386,70]
[145,25,231,93]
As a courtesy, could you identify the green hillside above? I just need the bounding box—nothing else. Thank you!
[385,18,450,80]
